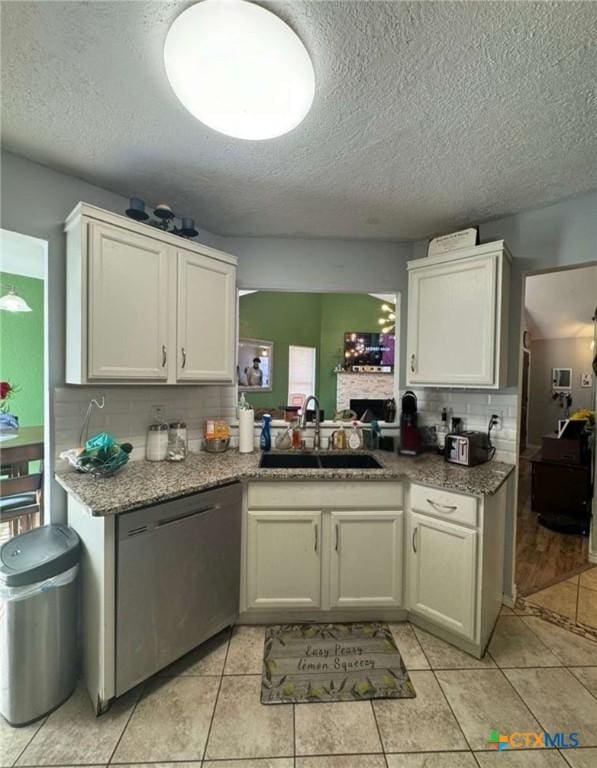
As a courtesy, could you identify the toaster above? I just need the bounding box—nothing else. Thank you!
[445,431,492,466]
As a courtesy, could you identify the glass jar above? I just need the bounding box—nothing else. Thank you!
[167,421,188,461]
[146,423,169,461]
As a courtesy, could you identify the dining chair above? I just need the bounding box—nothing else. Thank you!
[0,470,43,538]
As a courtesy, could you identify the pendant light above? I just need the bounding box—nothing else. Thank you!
[0,285,33,312]
[164,0,315,140]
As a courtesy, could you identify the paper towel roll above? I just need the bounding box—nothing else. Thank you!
[239,409,255,453]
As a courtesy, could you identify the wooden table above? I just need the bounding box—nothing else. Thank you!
[0,425,44,475]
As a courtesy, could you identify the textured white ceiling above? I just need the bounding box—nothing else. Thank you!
[2,1,596,240]
[525,265,597,340]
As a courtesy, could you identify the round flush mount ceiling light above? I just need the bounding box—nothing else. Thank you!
[164,0,315,140]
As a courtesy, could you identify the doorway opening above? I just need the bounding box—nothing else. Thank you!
[515,262,597,631]
[237,289,400,425]
[0,229,48,543]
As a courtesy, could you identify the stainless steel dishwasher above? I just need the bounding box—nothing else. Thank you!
[115,483,241,696]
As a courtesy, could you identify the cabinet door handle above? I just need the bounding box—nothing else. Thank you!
[181,347,187,369]
[161,345,167,367]
[427,498,458,512]
[412,527,418,553]
[410,354,416,373]
[314,523,318,552]
[335,523,339,552]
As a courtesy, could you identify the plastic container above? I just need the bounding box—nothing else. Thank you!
[260,414,272,451]
[0,525,81,725]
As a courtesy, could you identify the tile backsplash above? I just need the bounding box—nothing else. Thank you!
[407,387,518,464]
[53,384,236,463]
[54,384,517,466]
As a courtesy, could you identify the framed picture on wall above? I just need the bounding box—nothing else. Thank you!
[238,338,274,391]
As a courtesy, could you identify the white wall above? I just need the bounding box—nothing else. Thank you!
[4,149,596,588]
[0,151,414,521]
[412,190,597,386]
[221,235,413,387]
[0,150,222,519]
[0,229,47,279]
[528,337,594,444]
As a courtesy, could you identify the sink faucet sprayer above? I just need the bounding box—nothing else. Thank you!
[300,395,321,450]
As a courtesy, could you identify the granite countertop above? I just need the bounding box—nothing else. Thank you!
[55,450,515,517]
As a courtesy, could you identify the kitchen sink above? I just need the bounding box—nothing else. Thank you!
[318,454,382,469]
[259,453,320,469]
[259,453,382,470]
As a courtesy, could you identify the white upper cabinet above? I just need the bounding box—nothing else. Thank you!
[87,222,170,380]
[65,203,237,384]
[406,241,511,388]
[176,250,236,382]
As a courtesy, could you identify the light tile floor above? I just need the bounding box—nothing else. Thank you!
[526,566,597,631]
[3,612,597,768]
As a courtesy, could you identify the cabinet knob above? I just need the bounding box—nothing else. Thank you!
[335,523,339,552]
[314,523,318,552]
[410,354,416,373]
[162,345,167,367]
[412,527,418,553]
[181,347,187,369]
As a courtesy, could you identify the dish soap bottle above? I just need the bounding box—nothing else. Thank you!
[437,407,449,454]
[237,392,247,418]
[348,421,363,450]
[336,423,347,450]
[260,413,272,451]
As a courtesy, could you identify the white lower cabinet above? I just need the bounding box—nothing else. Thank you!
[243,479,507,657]
[247,510,322,609]
[407,511,477,640]
[245,483,405,613]
[330,510,403,608]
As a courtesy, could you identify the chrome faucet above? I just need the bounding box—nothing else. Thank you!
[300,395,321,450]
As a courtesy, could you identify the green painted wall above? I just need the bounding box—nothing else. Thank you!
[0,272,44,426]
[239,292,322,409]
[318,293,390,417]
[239,291,393,416]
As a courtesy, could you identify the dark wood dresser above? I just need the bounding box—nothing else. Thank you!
[530,448,592,535]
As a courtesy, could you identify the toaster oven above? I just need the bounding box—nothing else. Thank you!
[445,431,493,466]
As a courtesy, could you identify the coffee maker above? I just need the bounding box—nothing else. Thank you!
[399,390,421,456]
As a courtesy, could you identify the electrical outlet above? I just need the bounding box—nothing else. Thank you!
[151,404,166,423]
[490,412,502,431]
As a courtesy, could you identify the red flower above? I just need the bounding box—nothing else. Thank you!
[0,381,11,400]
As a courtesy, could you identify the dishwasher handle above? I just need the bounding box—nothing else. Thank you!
[156,503,220,529]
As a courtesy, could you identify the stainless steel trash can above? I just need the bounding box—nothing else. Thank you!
[0,524,81,726]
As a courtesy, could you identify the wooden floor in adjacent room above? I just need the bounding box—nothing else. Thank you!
[515,456,590,597]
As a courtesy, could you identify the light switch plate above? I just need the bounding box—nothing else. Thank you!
[580,372,593,388]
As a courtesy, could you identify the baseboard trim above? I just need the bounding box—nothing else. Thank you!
[408,613,483,658]
[501,594,516,608]
[238,608,409,624]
